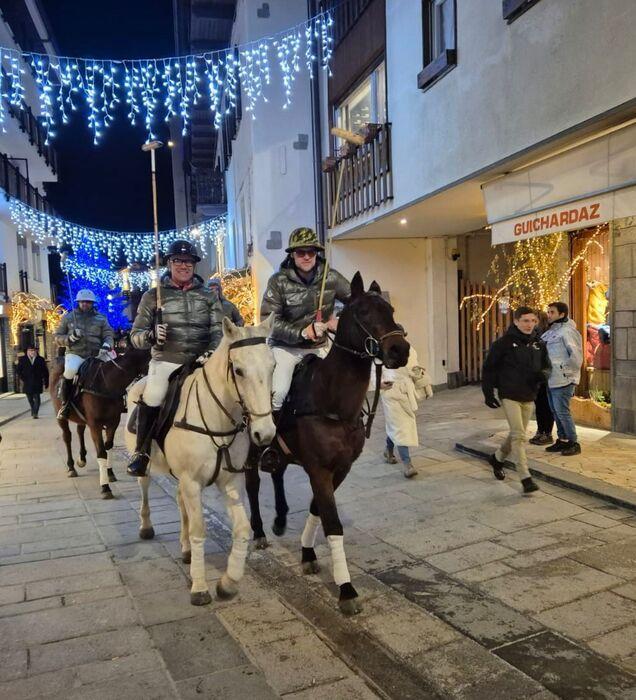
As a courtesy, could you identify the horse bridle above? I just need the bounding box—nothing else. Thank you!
[328,313,405,361]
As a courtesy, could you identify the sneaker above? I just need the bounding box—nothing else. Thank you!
[545,439,569,453]
[403,462,417,479]
[529,432,553,446]
[561,442,581,456]
[489,453,506,481]
[383,449,398,465]
[521,477,539,494]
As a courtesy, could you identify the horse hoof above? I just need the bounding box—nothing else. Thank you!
[302,560,320,575]
[190,590,212,606]
[253,537,269,550]
[101,485,114,500]
[339,597,363,616]
[139,527,155,540]
[67,469,78,478]
[76,460,86,469]
[182,550,191,564]
[216,575,238,600]
[272,518,287,537]
[107,469,117,483]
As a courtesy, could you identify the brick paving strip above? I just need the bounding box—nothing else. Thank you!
[1,398,636,698]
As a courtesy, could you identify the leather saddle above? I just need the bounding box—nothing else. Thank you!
[127,361,196,451]
[277,354,323,433]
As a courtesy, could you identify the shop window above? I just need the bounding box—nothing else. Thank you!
[31,242,42,282]
[502,0,542,23]
[334,61,386,145]
[418,0,457,91]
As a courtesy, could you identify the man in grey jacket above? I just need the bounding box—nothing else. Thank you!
[208,278,244,327]
[126,240,223,477]
[54,289,114,419]
[541,301,583,456]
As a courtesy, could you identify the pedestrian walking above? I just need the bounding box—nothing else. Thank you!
[380,345,433,478]
[16,344,49,419]
[482,307,551,494]
[541,301,583,456]
[529,311,554,445]
[208,278,244,326]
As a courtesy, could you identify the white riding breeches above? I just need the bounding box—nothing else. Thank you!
[272,345,328,411]
[142,359,183,407]
[63,353,85,380]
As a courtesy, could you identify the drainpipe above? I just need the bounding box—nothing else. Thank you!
[308,0,325,244]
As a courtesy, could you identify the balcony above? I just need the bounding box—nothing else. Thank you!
[323,122,393,228]
[0,0,47,54]
[321,0,374,48]
[6,102,58,174]
[191,167,226,213]
[0,151,53,215]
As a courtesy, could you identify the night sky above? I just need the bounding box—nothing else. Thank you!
[40,0,177,232]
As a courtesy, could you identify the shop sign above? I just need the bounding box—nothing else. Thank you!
[491,194,613,245]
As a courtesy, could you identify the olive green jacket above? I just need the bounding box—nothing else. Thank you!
[55,308,114,358]
[130,274,223,364]
[261,259,350,348]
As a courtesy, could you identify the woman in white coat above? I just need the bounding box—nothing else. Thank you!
[380,345,433,478]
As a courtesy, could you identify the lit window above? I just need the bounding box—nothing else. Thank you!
[334,61,386,143]
[419,0,457,91]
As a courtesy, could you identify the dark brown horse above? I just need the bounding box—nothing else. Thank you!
[245,272,410,614]
[50,347,150,498]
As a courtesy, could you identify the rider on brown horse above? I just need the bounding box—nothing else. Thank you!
[54,289,114,420]
[126,240,224,477]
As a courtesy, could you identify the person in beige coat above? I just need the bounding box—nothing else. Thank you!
[379,345,433,478]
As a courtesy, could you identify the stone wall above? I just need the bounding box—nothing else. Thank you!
[611,217,636,434]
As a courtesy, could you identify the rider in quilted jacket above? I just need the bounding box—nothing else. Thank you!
[126,240,223,477]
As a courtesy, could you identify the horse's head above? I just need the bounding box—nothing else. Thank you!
[221,314,276,447]
[118,346,151,376]
[338,272,410,368]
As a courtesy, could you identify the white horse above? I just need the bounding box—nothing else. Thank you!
[125,316,275,605]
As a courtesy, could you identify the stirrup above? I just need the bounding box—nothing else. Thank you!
[259,446,281,473]
[126,452,150,477]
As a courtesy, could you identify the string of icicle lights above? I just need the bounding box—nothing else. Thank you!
[9,198,226,265]
[61,255,162,291]
[0,9,333,144]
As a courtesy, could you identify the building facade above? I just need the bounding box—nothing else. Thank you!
[0,0,60,391]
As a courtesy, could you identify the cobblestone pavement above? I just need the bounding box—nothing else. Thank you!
[1,396,636,698]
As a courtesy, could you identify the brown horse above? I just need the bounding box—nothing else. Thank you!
[50,347,150,498]
[245,272,410,614]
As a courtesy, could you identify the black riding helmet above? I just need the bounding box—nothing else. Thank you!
[164,239,201,263]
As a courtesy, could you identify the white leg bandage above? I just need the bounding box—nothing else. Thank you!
[97,458,109,487]
[224,482,250,582]
[328,535,350,586]
[189,536,207,593]
[227,538,248,582]
[301,514,322,548]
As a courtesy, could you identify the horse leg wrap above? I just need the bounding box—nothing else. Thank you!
[327,535,350,586]
[225,487,250,582]
[97,458,109,487]
[189,536,207,592]
[227,537,248,582]
[301,513,322,548]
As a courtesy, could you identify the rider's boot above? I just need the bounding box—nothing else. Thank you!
[259,410,283,473]
[126,400,160,477]
[56,378,74,420]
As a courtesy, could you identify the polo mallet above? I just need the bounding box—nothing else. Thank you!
[316,127,365,323]
[142,140,164,346]
[59,247,78,329]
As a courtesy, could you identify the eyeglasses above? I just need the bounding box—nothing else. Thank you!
[171,258,195,268]
[293,248,317,258]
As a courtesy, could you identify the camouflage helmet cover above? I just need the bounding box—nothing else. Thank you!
[285,227,324,253]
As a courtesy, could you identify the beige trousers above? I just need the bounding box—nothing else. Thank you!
[495,399,533,480]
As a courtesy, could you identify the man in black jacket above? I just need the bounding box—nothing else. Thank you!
[482,306,551,494]
[16,345,49,419]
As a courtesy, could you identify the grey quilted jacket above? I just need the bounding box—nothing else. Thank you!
[55,308,114,358]
[261,259,350,348]
[130,274,223,364]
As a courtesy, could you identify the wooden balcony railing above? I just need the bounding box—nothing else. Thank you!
[7,102,58,174]
[323,122,393,228]
[0,152,53,214]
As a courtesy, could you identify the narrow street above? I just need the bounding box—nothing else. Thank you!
[1,397,636,699]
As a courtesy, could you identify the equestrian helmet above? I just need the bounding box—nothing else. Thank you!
[285,227,324,253]
[75,289,97,303]
[165,239,201,262]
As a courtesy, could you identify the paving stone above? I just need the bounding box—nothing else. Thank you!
[345,541,418,573]
[149,615,248,681]
[0,596,139,648]
[502,536,604,570]
[0,551,114,586]
[0,648,27,682]
[412,637,545,699]
[377,564,543,648]
[492,530,558,552]
[534,591,636,641]
[26,570,121,600]
[64,669,178,699]
[118,556,188,595]
[589,623,636,660]
[426,541,515,574]
[471,499,585,533]
[135,586,210,626]
[21,531,102,554]
[0,666,77,699]
[0,584,24,606]
[570,539,636,579]
[574,511,627,528]
[109,540,172,562]
[75,649,164,685]
[0,595,62,618]
[590,505,633,521]
[496,630,636,699]
[615,582,636,601]
[176,665,278,700]
[284,675,380,699]
[479,559,623,613]
[453,561,515,584]
[591,525,636,543]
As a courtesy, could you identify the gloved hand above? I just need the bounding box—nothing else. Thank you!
[196,350,213,364]
[313,321,327,338]
[485,396,501,409]
[68,328,83,344]
[97,348,111,362]
[302,322,326,342]
[154,323,168,345]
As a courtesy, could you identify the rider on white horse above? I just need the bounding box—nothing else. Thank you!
[54,289,114,420]
[126,240,224,477]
